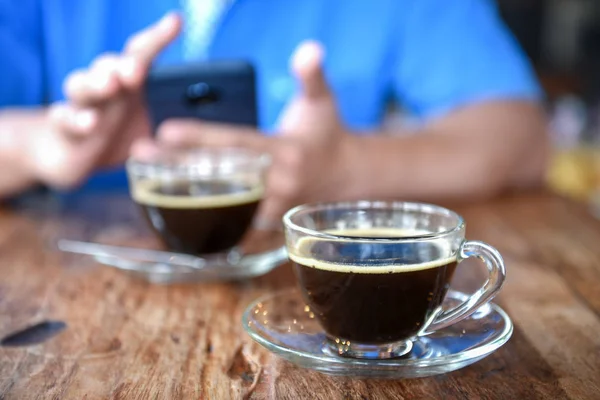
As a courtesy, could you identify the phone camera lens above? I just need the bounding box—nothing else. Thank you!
[186,82,218,105]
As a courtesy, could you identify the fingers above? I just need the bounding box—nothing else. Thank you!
[120,13,182,88]
[49,102,99,137]
[291,41,330,100]
[62,70,87,102]
[156,119,272,151]
[63,12,182,106]
[63,53,122,105]
[124,12,182,70]
[129,137,162,162]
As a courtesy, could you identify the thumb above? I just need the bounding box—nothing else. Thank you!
[291,41,330,100]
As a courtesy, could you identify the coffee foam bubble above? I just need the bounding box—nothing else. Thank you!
[288,227,457,273]
[131,179,264,209]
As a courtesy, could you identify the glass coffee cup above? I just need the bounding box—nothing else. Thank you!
[283,201,506,359]
[126,147,269,255]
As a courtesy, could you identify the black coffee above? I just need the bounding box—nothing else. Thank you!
[290,228,457,343]
[132,179,262,255]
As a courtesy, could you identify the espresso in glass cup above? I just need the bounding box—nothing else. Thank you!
[127,148,269,255]
[283,201,506,359]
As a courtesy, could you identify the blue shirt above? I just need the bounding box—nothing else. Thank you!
[0,0,541,192]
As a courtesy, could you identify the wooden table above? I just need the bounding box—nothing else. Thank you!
[0,191,599,399]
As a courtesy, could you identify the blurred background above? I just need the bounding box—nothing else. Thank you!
[498,0,600,206]
[383,0,600,206]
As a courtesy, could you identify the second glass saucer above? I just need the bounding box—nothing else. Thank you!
[59,229,288,284]
[92,245,287,284]
[243,289,513,379]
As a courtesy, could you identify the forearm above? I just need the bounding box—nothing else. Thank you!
[340,101,549,202]
[0,109,43,198]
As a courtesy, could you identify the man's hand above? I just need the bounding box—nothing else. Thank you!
[26,13,181,189]
[133,41,361,224]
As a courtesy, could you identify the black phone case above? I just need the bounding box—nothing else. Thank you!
[144,61,258,130]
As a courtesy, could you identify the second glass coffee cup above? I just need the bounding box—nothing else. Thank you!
[126,147,269,256]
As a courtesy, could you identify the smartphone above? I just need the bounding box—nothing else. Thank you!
[144,60,258,130]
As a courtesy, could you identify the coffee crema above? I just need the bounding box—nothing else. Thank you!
[290,228,458,343]
[132,179,263,255]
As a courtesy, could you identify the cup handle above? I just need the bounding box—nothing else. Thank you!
[421,240,506,334]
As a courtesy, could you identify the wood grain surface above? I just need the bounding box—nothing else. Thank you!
[0,191,599,400]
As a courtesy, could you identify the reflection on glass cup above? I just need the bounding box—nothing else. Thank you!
[283,201,506,359]
[126,148,269,255]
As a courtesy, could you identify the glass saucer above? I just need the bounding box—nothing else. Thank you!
[93,246,287,284]
[243,289,513,378]
[62,229,288,284]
